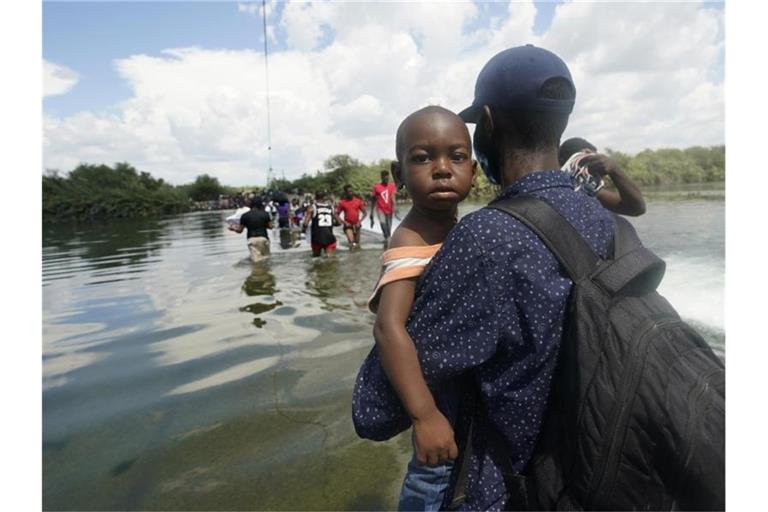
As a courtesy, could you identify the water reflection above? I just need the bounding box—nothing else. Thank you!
[198,212,226,240]
[239,262,281,328]
[43,217,169,285]
[304,258,350,312]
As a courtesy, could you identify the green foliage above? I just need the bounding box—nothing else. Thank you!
[43,163,190,221]
[467,169,500,201]
[604,145,724,187]
[184,174,225,201]
[273,154,389,199]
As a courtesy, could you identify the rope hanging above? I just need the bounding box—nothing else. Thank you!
[262,0,273,187]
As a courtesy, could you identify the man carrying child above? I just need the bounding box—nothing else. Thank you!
[354,45,615,510]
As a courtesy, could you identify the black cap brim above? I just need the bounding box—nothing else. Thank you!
[458,105,481,123]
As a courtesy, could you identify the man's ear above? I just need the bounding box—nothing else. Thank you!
[391,160,404,189]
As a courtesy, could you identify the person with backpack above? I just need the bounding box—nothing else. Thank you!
[352,44,724,511]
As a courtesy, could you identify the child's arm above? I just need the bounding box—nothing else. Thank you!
[374,277,459,467]
[584,153,646,216]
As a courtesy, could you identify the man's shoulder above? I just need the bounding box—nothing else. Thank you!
[453,207,532,249]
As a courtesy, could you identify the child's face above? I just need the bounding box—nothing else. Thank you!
[396,112,476,211]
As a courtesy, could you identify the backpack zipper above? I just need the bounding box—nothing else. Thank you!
[587,317,682,506]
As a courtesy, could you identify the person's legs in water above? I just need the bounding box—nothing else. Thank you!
[353,224,362,246]
[248,237,270,262]
[311,241,337,257]
[343,225,355,247]
[376,209,392,241]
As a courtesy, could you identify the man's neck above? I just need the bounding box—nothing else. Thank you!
[500,149,560,189]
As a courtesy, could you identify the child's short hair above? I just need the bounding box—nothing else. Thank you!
[315,190,327,200]
[380,170,389,178]
[395,105,468,161]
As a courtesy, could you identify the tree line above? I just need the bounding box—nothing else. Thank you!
[42,163,237,220]
[42,145,724,221]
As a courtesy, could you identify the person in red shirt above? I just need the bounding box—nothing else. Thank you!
[336,184,368,250]
[370,170,397,245]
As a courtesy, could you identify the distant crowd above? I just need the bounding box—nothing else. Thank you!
[226,169,400,259]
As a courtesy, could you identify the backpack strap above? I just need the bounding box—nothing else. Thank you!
[611,215,644,258]
[487,195,600,282]
[592,215,666,295]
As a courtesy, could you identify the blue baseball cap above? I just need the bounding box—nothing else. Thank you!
[459,44,576,123]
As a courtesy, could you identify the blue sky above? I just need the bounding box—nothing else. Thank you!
[43,1,563,117]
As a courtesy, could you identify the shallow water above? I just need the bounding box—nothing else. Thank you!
[42,196,724,510]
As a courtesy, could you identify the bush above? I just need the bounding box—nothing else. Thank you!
[42,163,190,221]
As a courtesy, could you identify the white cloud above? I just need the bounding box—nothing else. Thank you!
[237,1,276,18]
[43,60,79,97]
[43,1,724,185]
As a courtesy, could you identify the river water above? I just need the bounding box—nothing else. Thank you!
[42,195,724,510]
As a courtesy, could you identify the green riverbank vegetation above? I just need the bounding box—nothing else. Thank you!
[43,146,724,221]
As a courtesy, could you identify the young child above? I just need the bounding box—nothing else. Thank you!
[558,137,646,216]
[360,105,477,510]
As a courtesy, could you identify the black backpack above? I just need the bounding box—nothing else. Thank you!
[451,196,725,511]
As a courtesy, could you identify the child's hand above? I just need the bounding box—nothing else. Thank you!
[412,408,459,466]
[581,153,618,177]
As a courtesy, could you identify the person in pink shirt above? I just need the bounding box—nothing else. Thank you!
[370,170,398,245]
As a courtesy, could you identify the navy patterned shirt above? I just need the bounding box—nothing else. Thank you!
[353,170,614,510]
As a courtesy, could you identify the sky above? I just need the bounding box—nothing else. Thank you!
[42,0,725,187]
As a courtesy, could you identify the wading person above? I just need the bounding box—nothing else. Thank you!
[303,190,341,257]
[354,44,723,511]
[558,137,646,216]
[370,170,397,246]
[229,196,272,262]
[354,45,615,510]
[336,184,368,250]
[356,105,477,510]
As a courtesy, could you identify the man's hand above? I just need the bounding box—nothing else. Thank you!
[580,153,618,178]
[412,408,459,466]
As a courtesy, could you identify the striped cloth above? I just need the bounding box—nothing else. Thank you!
[367,244,442,313]
[561,151,605,196]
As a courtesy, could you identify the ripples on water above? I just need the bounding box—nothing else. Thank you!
[42,200,724,509]
[43,212,411,510]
